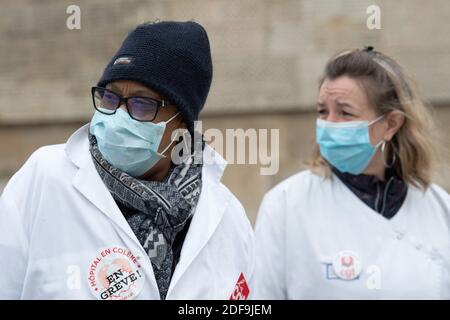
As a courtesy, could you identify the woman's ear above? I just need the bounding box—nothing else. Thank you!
[384,110,405,141]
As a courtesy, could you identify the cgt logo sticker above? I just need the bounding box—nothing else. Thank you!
[88,246,145,300]
[332,250,363,281]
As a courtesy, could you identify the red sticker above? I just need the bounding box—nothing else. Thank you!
[229,272,250,300]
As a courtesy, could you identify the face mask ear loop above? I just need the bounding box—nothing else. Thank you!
[158,141,173,159]
[157,112,182,158]
[165,112,180,125]
[368,114,385,126]
[375,139,385,149]
[369,114,388,149]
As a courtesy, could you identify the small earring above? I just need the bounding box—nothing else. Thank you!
[381,140,396,168]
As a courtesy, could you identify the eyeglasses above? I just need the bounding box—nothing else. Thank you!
[91,86,171,122]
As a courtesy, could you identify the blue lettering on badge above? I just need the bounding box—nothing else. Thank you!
[322,262,361,281]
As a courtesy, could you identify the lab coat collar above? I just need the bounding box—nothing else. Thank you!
[64,123,230,298]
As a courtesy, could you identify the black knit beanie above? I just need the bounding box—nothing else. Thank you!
[97,21,213,132]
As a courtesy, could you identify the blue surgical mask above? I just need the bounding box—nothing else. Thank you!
[316,115,385,175]
[89,108,180,177]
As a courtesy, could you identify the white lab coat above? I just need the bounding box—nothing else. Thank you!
[253,170,450,299]
[0,124,254,300]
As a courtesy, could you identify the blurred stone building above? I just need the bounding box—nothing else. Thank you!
[1,0,449,223]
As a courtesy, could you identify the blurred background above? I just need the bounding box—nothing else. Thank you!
[0,0,449,224]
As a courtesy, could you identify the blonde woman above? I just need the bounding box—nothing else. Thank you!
[253,47,450,299]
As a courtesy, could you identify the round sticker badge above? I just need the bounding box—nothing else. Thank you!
[332,250,363,281]
[88,246,145,300]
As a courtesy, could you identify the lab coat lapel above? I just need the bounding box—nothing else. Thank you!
[66,125,161,296]
[167,145,230,296]
[72,155,132,235]
[68,125,137,242]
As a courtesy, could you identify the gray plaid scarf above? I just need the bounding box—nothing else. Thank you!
[88,133,203,300]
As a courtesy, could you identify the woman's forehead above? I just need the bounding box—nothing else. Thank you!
[319,77,367,103]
